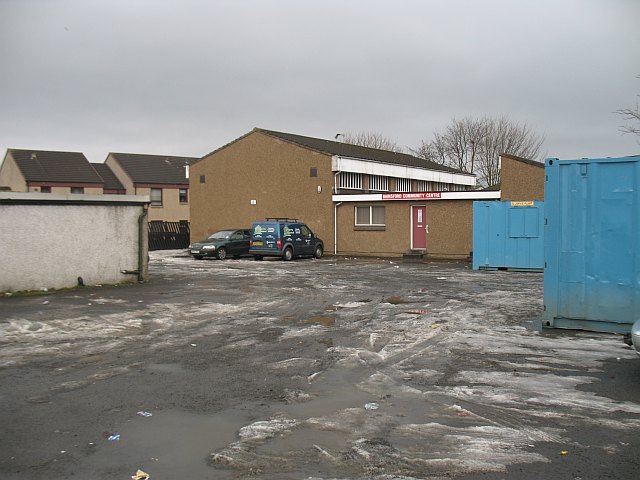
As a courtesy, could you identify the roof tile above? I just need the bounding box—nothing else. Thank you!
[92,163,125,191]
[257,128,472,176]
[109,153,197,185]
[9,149,103,184]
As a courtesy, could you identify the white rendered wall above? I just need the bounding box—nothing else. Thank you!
[0,193,148,293]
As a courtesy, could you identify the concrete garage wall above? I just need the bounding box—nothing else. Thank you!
[0,193,149,293]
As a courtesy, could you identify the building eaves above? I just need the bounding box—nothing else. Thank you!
[500,153,544,169]
[481,183,501,192]
[198,130,256,164]
[257,128,473,176]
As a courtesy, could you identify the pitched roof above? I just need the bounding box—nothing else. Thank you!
[8,149,103,184]
[109,153,197,185]
[256,128,472,176]
[92,163,125,191]
[500,153,544,168]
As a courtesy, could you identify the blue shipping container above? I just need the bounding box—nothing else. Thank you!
[473,201,545,271]
[543,156,640,333]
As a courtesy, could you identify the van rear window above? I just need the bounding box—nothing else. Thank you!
[253,224,277,236]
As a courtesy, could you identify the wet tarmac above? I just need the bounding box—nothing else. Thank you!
[1,251,639,479]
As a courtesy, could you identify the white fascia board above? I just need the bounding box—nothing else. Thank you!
[332,191,501,202]
[331,155,476,186]
[442,191,501,200]
[332,193,383,202]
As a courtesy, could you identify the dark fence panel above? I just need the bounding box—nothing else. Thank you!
[148,220,190,251]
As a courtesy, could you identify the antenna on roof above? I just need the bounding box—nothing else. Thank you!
[334,133,343,142]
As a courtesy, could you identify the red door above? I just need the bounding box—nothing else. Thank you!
[412,206,427,250]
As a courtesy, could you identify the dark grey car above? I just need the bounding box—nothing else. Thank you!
[188,229,251,260]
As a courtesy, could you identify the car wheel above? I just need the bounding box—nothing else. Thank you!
[216,247,227,260]
[253,255,263,261]
[283,247,294,261]
[314,245,323,259]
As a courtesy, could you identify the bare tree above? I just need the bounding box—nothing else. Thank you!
[615,77,640,136]
[412,116,544,187]
[340,131,404,153]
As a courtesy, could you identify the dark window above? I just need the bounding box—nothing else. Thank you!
[355,205,385,226]
[70,187,84,194]
[200,175,206,183]
[150,188,162,206]
[179,188,188,203]
[300,225,312,238]
[310,167,317,177]
[40,186,51,193]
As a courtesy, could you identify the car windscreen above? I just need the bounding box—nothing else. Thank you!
[208,230,235,241]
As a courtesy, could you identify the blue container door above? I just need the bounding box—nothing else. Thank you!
[473,202,506,269]
[473,201,544,270]
[545,157,640,332]
[505,203,544,269]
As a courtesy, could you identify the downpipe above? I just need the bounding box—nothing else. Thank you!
[137,204,148,282]
[120,204,148,282]
[334,201,342,256]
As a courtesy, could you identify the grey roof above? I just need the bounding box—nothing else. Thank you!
[8,149,103,184]
[92,163,125,191]
[256,128,472,176]
[109,153,197,185]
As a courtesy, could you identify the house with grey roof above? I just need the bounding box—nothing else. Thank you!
[92,163,126,195]
[105,152,198,222]
[0,149,104,194]
[191,127,499,259]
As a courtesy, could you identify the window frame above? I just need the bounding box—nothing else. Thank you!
[369,175,389,192]
[395,178,411,192]
[179,188,188,203]
[354,205,386,229]
[70,187,84,194]
[338,172,363,190]
[150,188,163,206]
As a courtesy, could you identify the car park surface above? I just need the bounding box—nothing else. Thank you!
[188,228,251,260]
[0,251,639,480]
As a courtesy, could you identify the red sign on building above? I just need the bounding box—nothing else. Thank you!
[381,192,442,200]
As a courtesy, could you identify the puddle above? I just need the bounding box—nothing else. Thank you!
[384,296,410,305]
[70,408,253,480]
[318,338,334,347]
[258,327,286,341]
[301,315,336,327]
[280,315,336,327]
[146,363,186,375]
[333,301,370,309]
[255,427,349,455]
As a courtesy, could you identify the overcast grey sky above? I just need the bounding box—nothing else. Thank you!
[1,0,639,164]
